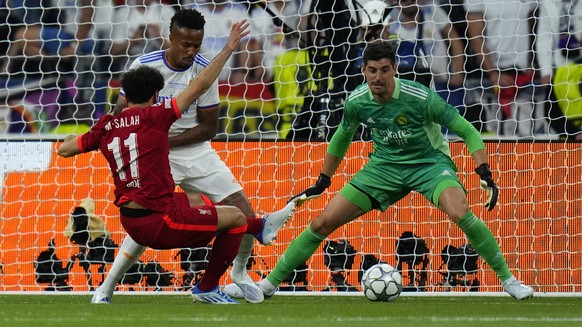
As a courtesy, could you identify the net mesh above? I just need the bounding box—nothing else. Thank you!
[0,0,580,293]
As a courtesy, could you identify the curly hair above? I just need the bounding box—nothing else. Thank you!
[121,66,165,104]
[170,8,205,32]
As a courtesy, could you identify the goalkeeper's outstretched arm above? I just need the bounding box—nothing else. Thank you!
[446,115,498,210]
[288,124,348,207]
[289,153,342,207]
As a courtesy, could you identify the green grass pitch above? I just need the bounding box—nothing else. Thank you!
[0,295,580,327]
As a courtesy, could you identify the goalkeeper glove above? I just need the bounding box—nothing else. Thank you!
[475,163,499,211]
[288,174,331,207]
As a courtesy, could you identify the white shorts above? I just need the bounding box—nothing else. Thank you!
[169,150,243,203]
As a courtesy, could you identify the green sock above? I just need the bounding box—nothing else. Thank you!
[457,212,512,282]
[267,225,326,286]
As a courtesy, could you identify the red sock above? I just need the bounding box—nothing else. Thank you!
[197,227,245,291]
[245,217,263,235]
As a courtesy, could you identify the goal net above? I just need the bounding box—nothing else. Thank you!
[0,0,580,294]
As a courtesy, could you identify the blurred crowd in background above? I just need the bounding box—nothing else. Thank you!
[0,0,580,140]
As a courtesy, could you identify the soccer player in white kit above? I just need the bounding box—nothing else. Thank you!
[90,9,294,304]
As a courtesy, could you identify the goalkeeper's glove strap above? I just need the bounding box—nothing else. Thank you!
[475,163,492,178]
[317,173,331,189]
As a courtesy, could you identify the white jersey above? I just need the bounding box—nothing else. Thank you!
[465,0,537,70]
[536,0,582,77]
[121,50,220,157]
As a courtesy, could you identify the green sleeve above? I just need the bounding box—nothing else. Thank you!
[447,115,485,154]
[327,124,354,158]
[327,96,359,157]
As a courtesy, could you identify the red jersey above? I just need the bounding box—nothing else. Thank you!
[78,98,181,212]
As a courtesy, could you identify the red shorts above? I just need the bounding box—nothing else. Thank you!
[120,193,218,249]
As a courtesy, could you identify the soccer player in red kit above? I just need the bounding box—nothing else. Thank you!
[58,21,255,304]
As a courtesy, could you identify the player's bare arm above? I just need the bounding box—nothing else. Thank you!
[470,148,488,167]
[169,19,250,148]
[321,153,343,178]
[58,134,82,158]
[168,106,220,148]
[111,96,128,116]
[174,19,249,112]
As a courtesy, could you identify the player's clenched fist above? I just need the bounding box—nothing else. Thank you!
[289,174,332,207]
[475,163,498,211]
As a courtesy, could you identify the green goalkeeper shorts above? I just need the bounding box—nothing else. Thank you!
[340,155,466,212]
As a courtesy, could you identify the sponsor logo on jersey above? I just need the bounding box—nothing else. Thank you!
[441,170,452,176]
[367,117,376,124]
[159,95,174,103]
[371,127,412,145]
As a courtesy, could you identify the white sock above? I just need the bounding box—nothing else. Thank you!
[231,234,254,277]
[99,235,146,293]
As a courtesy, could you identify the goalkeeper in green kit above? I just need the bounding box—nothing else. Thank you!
[226,40,534,300]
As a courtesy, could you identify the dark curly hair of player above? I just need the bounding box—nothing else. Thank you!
[121,66,165,104]
[170,8,206,32]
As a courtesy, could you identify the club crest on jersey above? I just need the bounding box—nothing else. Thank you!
[198,208,212,216]
[396,114,408,125]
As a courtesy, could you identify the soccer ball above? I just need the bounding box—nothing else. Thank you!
[361,263,403,302]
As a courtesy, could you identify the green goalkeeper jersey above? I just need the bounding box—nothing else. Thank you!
[329,78,483,165]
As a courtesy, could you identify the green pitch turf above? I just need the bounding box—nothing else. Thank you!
[0,295,580,327]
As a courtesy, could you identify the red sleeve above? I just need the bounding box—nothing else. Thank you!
[79,117,108,152]
[146,99,180,130]
[77,135,85,153]
[172,98,181,119]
